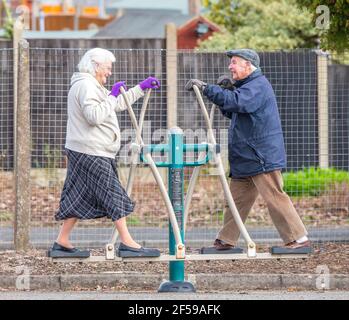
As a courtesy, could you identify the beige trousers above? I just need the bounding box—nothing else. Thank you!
[217,170,308,245]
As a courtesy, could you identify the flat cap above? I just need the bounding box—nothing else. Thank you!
[226,49,260,68]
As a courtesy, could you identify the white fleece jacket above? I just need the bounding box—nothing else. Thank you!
[65,73,144,158]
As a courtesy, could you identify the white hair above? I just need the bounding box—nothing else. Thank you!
[251,65,257,72]
[77,48,116,76]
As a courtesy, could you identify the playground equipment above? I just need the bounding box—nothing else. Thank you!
[51,84,310,292]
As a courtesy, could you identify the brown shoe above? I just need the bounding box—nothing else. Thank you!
[214,239,234,250]
[284,240,311,249]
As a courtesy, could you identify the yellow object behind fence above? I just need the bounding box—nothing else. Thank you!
[41,5,99,16]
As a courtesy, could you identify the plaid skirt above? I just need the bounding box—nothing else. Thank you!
[55,149,135,221]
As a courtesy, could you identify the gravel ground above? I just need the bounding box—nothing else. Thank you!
[0,243,348,276]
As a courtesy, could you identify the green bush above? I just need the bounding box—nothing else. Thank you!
[283,167,349,197]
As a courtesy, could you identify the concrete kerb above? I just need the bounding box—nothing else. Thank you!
[0,273,348,291]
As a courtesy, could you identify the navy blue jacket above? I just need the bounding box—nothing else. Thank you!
[203,69,286,178]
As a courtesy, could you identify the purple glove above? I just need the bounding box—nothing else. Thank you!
[109,81,127,98]
[139,76,160,91]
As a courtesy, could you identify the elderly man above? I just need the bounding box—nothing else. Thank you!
[185,49,310,251]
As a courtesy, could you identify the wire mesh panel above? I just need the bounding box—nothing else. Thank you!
[0,49,14,249]
[326,52,349,238]
[30,48,77,247]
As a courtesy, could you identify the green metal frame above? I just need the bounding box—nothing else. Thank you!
[140,127,215,284]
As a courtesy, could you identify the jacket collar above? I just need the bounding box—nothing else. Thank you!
[234,68,262,87]
[71,72,108,93]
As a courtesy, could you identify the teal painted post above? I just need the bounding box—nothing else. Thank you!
[168,127,185,282]
[140,127,211,292]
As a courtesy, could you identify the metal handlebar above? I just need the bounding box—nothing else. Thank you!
[119,87,184,255]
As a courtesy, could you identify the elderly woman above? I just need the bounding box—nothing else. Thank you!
[48,48,160,258]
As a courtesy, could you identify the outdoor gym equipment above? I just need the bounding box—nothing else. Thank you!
[50,82,310,292]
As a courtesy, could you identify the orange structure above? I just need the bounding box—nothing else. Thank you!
[10,0,112,31]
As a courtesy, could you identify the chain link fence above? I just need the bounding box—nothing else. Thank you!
[0,46,348,250]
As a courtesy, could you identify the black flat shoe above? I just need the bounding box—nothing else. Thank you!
[118,242,160,258]
[47,242,90,258]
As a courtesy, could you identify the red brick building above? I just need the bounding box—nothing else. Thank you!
[177,15,221,49]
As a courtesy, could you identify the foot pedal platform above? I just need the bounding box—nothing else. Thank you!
[270,246,312,255]
[200,247,244,254]
[117,250,160,258]
[47,249,90,259]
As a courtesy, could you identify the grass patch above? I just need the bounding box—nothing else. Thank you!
[0,211,13,222]
[126,215,141,226]
[217,210,224,223]
[283,167,349,197]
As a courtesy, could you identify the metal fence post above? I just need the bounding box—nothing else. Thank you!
[317,51,329,168]
[14,39,31,251]
[166,23,177,128]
